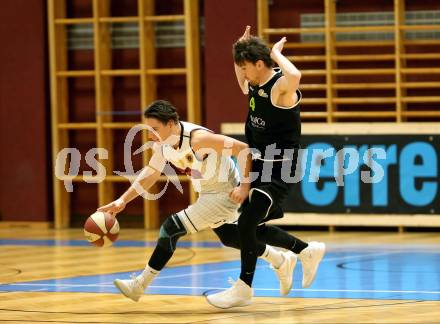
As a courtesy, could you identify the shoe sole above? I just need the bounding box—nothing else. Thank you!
[206,296,252,309]
[281,253,297,296]
[114,280,140,302]
[302,244,326,288]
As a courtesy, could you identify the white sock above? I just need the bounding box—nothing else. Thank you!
[261,245,284,269]
[138,265,159,288]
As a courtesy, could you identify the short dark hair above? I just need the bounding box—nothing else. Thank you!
[233,36,274,68]
[143,100,179,125]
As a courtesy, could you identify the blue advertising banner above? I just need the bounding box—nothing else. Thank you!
[233,134,439,214]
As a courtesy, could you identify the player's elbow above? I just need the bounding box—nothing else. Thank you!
[239,141,249,150]
[285,71,301,91]
[233,141,249,157]
[286,69,301,82]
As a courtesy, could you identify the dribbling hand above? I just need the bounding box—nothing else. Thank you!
[97,198,126,216]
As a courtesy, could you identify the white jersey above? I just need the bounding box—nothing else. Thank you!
[154,121,240,193]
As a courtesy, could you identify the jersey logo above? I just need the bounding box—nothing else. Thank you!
[258,89,268,98]
[250,115,266,128]
[185,153,193,163]
[249,97,255,111]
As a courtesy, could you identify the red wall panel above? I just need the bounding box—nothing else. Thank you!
[0,0,49,221]
[204,0,257,133]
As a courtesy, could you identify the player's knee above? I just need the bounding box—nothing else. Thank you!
[237,212,257,236]
[157,214,187,253]
[238,195,270,230]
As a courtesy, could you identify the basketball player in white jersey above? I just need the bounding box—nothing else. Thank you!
[98,100,299,302]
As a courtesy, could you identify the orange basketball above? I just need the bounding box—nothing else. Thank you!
[84,211,119,247]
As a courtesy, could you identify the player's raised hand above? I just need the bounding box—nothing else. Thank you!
[239,25,251,41]
[271,36,287,55]
[97,198,126,216]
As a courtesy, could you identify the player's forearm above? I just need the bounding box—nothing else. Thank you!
[120,167,159,204]
[234,63,248,94]
[235,146,252,188]
[271,51,301,80]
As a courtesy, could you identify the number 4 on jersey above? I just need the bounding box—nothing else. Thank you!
[249,97,255,111]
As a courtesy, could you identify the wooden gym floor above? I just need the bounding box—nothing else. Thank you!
[0,226,439,323]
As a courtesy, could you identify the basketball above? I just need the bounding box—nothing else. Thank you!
[84,211,120,247]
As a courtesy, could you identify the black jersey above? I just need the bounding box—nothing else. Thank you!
[245,68,302,156]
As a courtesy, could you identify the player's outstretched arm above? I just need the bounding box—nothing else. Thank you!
[97,152,165,215]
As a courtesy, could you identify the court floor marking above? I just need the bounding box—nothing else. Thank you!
[0,239,439,251]
[0,250,410,287]
[2,250,436,290]
[0,250,399,287]
[4,282,440,296]
[2,245,439,300]
[0,260,440,300]
[134,250,405,281]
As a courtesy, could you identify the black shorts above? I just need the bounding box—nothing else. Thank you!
[241,152,299,223]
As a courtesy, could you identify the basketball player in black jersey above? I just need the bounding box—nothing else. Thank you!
[207,26,326,309]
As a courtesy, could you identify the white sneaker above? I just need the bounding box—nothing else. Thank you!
[299,241,326,288]
[114,274,147,302]
[271,251,297,296]
[206,278,253,309]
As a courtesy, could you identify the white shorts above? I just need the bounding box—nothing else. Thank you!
[177,192,239,234]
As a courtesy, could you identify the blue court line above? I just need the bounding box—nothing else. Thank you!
[1,248,439,301]
[1,239,438,250]
[0,239,223,248]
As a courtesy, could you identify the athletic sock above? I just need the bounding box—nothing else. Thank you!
[139,265,159,288]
